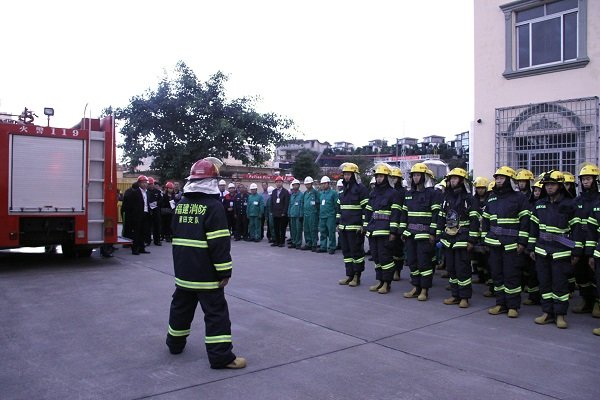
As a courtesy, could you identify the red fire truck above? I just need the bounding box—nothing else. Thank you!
[0,108,124,257]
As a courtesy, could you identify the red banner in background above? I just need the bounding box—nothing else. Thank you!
[237,173,295,182]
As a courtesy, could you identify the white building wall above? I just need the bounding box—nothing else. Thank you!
[473,0,600,178]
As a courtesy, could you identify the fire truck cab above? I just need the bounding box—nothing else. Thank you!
[0,108,123,257]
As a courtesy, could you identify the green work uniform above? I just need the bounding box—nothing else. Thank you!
[247,193,264,241]
[288,190,304,247]
[319,188,339,251]
[303,188,320,248]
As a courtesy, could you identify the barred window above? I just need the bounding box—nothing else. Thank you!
[495,97,599,176]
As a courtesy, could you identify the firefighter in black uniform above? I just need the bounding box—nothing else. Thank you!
[516,169,540,306]
[471,177,493,297]
[389,167,406,281]
[482,166,530,318]
[166,157,246,369]
[572,164,600,316]
[438,168,480,308]
[585,173,600,334]
[365,163,401,294]
[337,162,370,287]
[529,170,580,329]
[400,163,440,301]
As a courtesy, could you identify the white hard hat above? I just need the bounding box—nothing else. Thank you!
[370,177,375,184]
[249,183,258,190]
[337,179,343,187]
[304,176,314,184]
[291,179,300,185]
[228,183,235,189]
[267,186,275,195]
[320,176,331,183]
[218,179,226,185]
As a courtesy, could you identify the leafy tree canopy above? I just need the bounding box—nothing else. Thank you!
[112,61,294,180]
[292,149,320,181]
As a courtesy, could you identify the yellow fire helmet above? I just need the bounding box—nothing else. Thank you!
[540,170,565,183]
[340,162,360,173]
[579,163,600,177]
[487,181,495,192]
[562,171,575,183]
[473,176,490,188]
[533,180,543,189]
[410,163,428,174]
[447,168,469,179]
[425,168,435,179]
[515,169,534,181]
[373,163,391,175]
[390,167,403,178]
[493,166,517,179]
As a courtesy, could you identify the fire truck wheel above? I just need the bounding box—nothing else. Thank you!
[76,248,93,258]
[61,244,76,258]
[44,245,57,254]
[100,245,115,258]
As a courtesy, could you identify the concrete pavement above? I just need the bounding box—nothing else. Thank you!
[0,240,598,400]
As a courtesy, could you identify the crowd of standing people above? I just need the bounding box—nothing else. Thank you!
[121,160,600,341]
[211,161,600,335]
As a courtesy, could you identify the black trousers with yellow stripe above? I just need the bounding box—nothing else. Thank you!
[369,236,395,282]
[341,229,365,277]
[488,246,522,310]
[536,255,571,316]
[167,287,236,368]
[405,238,434,289]
[444,246,472,299]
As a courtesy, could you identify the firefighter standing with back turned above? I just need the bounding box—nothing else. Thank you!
[337,163,369,287]
[482,166,530,318]
[529,170,580,329]
[165,157,246,369]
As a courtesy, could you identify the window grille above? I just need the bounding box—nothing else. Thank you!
[495,97,599,176]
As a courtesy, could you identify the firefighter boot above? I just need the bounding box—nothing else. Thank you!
[338,276,352,285]
[225,357,247,369]
[348,273,361,287]
[507,309,519,318]
[459,299,470,308]
[393,269,401,281]
[417,288,428,301]
[404,286,420,298]
[378,281,390,294]
[534,313,555,325]
[592,301,600,318]
[443,297,460,305]
[593,327,600,336]
[369,281,383,292]
[572,298,594,314]
[488,305,507,315]
[556,315,568,329]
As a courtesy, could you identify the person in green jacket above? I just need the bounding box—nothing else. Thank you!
[318,176,339,254]
[301,176,320,251]
[246,183,265,242]
[288,179,304,248]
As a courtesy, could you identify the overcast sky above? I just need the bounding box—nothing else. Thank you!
[1,0,474,147]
